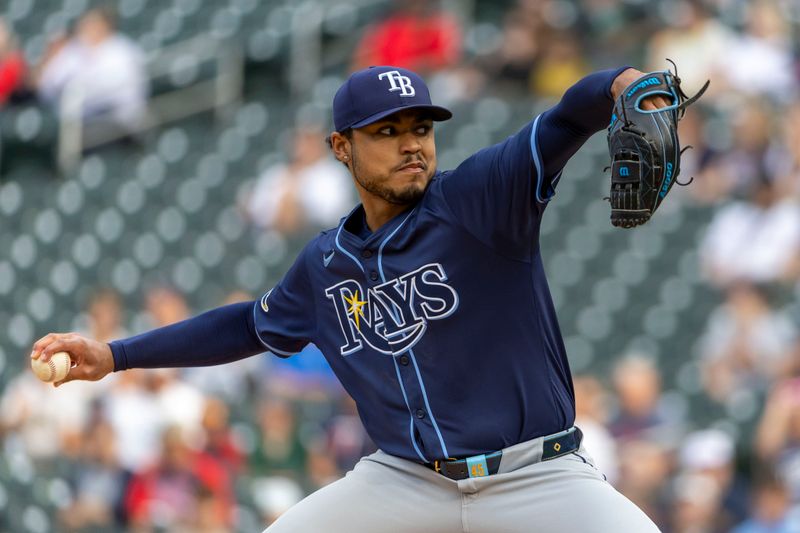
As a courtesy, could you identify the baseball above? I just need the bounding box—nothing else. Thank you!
[31,351,72,383]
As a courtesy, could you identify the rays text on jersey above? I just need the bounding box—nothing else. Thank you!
[325,263,459,356]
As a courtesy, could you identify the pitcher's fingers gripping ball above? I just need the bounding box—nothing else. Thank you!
[606,61,710,228]
[31,351,72,382]
[30,332,115,386]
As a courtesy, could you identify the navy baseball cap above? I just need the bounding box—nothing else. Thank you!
[333,66,452,132]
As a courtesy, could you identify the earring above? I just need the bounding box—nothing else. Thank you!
[344,155,349,161]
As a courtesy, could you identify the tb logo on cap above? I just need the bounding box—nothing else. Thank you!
[378,71,416,97]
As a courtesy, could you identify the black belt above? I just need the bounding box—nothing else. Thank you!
[426,427,583,481]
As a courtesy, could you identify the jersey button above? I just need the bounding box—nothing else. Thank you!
[399,355,409,366]
[370,271,379,281]
[416,409,426,419]
[362,250,373,258]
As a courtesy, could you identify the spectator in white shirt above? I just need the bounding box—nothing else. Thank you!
[246,125,354,236]
[701,178,800,287]
[36,7,147,137]
[699,282,797,402]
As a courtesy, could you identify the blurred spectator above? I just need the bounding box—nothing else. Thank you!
[304,441,341,492]
[0,371,97,461]
[0,17,26,106]
[732,470,796,533]
[264,343,343,402]
[352,0,462,74]
[184,291,262,403]
[699,283,797,402]
[144,285,190,328]
[616,439,673,527]
[151,368,206,442]
[773,103,800,200]
[141,286,206,439]
[578,0,649,65]
[103,369,166,471]
[324,396,376,473]
[60,420,129,530]
[701,178,800,286]
[125,426,233,530]
[35,7,147,140]
[252,476,304,527]
[675,104,719,204]
[83,287,128,343]
[0,291,122,461]
[480,10,540,87]
[529,31,590,99]
[695,99,777,203]
[678,429,749,531]
[245,125,353,236]
[199,396,244,475]
[718,0,797,102]
[249,397,308,480]
[609,354,681,442]
[573,375,619,483]
[755,378,800,503]
[646,0,734,95]
[670,472,726,533]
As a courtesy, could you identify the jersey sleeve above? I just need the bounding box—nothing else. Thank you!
[438,122,540,257]
[438,68,626,256]
[252,245,316,357]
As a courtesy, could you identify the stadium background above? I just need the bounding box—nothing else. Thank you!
[1,0,799,531]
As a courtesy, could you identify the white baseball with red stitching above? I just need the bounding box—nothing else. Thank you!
[31,351,72,383]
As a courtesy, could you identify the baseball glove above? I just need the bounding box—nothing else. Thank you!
[606,62,709,228]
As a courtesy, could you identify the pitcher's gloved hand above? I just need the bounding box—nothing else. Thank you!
[606,62,709,228]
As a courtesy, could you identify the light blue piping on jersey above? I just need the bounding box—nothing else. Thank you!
[378,209,451,460]
[252,301,297,357]
[335,223,365,273]
[392,356,429,462]
[530,113,556,204]
[405,350,449,458]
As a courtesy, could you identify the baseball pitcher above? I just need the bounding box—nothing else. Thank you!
[32,64,703,532]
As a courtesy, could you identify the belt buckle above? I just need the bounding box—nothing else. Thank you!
[434,457,457,475]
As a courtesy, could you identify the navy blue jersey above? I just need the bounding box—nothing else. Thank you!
[253,102,604,461]
[254,127,565,461]
[110,68,624,463]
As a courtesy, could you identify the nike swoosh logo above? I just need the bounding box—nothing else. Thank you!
[323,251,335,267]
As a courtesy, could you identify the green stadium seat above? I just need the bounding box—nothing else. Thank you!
[48,259,79,296]
[0,181,24,217]
[21,503,51,533]
[472,97,511,133]
[157,127,190,163]
[5,0,35,22]
[132,231,164,268]
[210,7,242,39]
[111,257,142,294]
[591,277,629,312]
[55,180,85,216]
[156,206,188,242]
[136,153,167,189]
[235,102,269,137]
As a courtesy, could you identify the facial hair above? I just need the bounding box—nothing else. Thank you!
[350,145,432,206]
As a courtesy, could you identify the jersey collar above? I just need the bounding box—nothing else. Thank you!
[339,203,416,247]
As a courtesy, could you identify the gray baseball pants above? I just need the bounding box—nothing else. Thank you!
[263,431,661,532]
